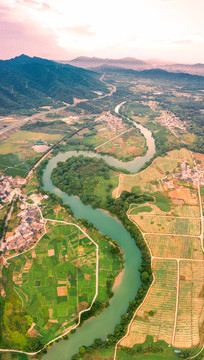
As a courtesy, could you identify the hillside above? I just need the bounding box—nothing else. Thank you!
[87,65,204,89]
[0,55,108,114]
[63,56,204,76]
[62,56,147,70]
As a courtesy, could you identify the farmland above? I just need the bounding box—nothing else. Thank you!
[1,217,123,350]
[0,130,63,177]
[115,148,193,197]
[121,259,204,350]
[145,234,203,260]
[83,123,147,161]
[121,259,177,347]
[11,223,96,343]
[97,128,147,161]
[2,222,97,348]
[114,147,204,356]
[174,261,204,348]
[0,172,123,352]
[130,215,201,236]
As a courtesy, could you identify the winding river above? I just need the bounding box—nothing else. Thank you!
[41,120,155,360]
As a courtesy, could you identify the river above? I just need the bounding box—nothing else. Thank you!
[40,118,155,359]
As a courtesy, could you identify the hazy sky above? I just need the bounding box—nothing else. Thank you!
[0,0,204,62]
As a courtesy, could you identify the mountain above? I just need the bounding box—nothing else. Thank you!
[60,56,204,76]
[88,65,204,90]
[0,55,108,114]
[62,56,147,70]
[161,63,204,75]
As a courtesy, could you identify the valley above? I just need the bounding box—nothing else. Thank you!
[0,60,204,360]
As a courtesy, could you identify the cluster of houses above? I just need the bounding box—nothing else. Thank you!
[160,111,186,131]
[0,175,22,207]
[3,197,45,253]
[141,100,158,111]
[179,161,204,187]
[0,173,49,253]
[97,112,126,132]
[162,161,204,189]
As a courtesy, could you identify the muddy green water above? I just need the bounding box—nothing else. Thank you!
[40,121,155,360]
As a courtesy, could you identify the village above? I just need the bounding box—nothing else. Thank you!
[96,111,126,132]
[0,174,22,206]
[160,111,187,131]
[162,160,204,189]
[0,173,47,254]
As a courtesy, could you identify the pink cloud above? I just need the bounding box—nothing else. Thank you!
[65,25,95,37]
[0,9,72,60]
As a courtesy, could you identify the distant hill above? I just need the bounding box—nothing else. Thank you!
[0,55,108,114]
[61,56,204,76]
[62,56,147,70]
[86,65,204,90]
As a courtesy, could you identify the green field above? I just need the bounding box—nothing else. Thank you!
[78,335,203,360]
[124,101,154,118]
[1,212,122,351]
[131,215,201,235]
[100,128,147,161]
[11,223,97,342]
[0,131,62,177]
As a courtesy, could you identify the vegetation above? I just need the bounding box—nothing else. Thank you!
[0,263,43,352]
[0,130,62,177]
[0,169,123,352]
[0,55,108,114]
[21,120,70,134]
[51,156,120,208]
[51,156,154,353]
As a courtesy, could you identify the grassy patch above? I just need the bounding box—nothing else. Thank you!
[130,206,153,215]
[0,131,62,177]
[154,193,171,212]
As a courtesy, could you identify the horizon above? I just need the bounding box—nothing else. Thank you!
[1,53,204,66]
[0,0,203,63]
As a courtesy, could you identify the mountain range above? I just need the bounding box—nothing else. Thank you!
[0,54,204,115]
[0,55,108,114]
[62,56,204,76]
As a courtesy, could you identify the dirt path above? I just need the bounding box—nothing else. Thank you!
[95,127,133,150]
[171,259,180,345]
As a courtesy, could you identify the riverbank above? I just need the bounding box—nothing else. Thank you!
[41,136,155,359]
[112,270,124,291]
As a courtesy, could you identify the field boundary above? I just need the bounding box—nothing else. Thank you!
[1,204,99,356]
[114,148,204,359]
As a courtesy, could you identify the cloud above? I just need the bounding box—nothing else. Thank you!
[0,11,72,59]
[173,39,193,44]
[160,0,176,3]
[64,25,95,37]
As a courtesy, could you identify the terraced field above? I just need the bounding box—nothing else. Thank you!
[130,215,201,236]
[116,148,204,354]
[145,234,203,260]
[121,259,178,347]
[174,261,204,348]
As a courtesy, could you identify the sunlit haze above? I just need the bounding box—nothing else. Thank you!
[0,0,204,62]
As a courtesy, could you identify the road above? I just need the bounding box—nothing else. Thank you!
[0,116,33,136]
